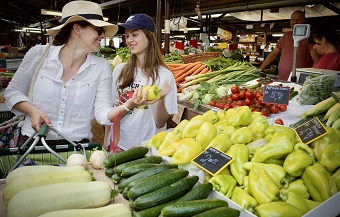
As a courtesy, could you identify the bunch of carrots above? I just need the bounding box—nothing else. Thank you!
[167,62,211,92]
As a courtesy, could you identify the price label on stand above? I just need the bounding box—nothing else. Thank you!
[172,104,186,124]
[0,58,6,72]
[192,146,234,176]
[294,117,328,144]
[262,85,290,105]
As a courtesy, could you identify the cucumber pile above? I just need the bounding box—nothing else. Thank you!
[104,147,240,217]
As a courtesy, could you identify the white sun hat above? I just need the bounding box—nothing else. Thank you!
[47,1,118,37]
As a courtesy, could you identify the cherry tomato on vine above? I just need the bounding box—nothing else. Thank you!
[231,93,240,101]
[279,104,287,112]
[275,118,284,125]
[270,105,279,114]
[231,86,239,94]
[239,91,246,99]
[245,91,254,99]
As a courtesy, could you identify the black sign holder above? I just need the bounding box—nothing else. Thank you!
[192,146,233,176]
[262,85,290,105]
[294,117,328,144]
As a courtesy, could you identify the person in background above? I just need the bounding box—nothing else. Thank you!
[108,39,116,53]
[35,35,42,45]
[309,24,340,70]
[259,10,319,81]
[119,35,127,48]
[5,1,125,146]
[104,13,178,151]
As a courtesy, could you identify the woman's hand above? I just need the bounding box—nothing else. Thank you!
[28,109,52,132]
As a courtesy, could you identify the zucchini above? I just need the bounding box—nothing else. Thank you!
[132,176,199,210]
[115,156,163,175]
[128,169,189,200]
[7,181,112,217]
[104,146,149,168]
[37,203,132,217]
[5,165,85,184]
[176,182,213,203]
[105,168,115,178]
[118,164,177,192]
[161,198,229,217]
[121,163,159,177]
[192,207,240,217]
[3,170,92,206]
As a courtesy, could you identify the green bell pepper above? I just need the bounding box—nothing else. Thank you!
[248,165,279,205]
[262,158,284,166]
[255,202,304,217]
[243,175,249,194]
[320,143,340,172]
[229,144,249,185]
[227,106,253,127]
[279,179,310,199]
[247,115,269,140]
[171,138,202,165]
[302,162,338,202]
[264,125,297,144]
[195,121,217,149]
[231,186,258,213]
[208,174,236,198]
[243,162,287,188]
[221,126,236,137]
[202,110,219,124]
[283,142,315,177]
[230,127,254,145]
[280,191,321,215]
[157,131,181,153]
[172,119,189,136]
[145,131,168,149]
[251,132,294,163]
[181,115,211,139]
[216,109,225,121]
[207,133,233,152]
[332,167,340,191]
[213,119,229,131]
[310,126,338,161]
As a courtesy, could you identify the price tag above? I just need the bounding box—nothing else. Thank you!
[192,146,234,176]
[262,85,290,105]
[172,104,186,124]
[294,117,328,144]
[0,58,6,72]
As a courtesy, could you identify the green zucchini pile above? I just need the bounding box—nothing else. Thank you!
[104,146,241,217]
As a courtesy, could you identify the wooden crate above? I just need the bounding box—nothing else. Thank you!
[183,52,221,63]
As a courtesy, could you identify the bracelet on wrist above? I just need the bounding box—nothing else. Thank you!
[123,103,133,113]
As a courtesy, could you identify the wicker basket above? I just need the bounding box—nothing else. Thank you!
[183,52,222,63]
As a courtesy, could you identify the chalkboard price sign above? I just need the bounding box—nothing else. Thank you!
[192,146,233,176]
[294,117,328,144]
[262,85,290,105]
[0,58,7,72]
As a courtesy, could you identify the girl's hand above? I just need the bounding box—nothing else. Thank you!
[125,87,157,109]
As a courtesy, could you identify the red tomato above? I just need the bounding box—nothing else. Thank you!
[245,98,252,106]
[245,90,254,99]
[261,108,270,117]
[275,118,284,125]
[231,93,240,101]
[236,100,245,106]
[209,101,215,107]
[279,104,287,112]
[239,91,246,99]
[255,92,262,100]
[270,105,279,114]
[231,86,239,94]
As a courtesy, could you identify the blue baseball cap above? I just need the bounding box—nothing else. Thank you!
[118,14,156,33]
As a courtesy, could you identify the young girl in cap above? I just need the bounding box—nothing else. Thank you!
[104,14,178,151]
[5,1,149,146]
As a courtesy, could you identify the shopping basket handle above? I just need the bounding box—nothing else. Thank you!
[37,124,50,138]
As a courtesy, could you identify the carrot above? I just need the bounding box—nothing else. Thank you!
[167,63,186,68]
[174,62,201,78]
[198,67,210,75]
[171,63,193,71]
[190,64,206,76]
[175,62,202,82]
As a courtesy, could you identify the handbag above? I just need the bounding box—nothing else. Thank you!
[0,44,50,148]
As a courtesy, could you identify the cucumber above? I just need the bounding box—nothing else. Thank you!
[176,182,213,203]
[192,207,241,217]
[111,174,124,184]
[134,199,178,217]
[104,147,149,168]
[122,188,129,200]
[117,164,177,192]
[132,176,199,210]
[121,163,159,177]
[105,168,115,178]
[161,198,229,217]
[115,156,163,175]
[128,169,189,200]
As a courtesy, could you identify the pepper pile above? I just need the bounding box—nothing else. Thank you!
[146,108,340,217]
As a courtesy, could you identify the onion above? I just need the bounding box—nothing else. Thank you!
[89,150,107,169]
[67,154,88,169]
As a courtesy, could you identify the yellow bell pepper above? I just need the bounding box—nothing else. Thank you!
[247,115,269,140]
[221,126,236,137]
[320,143,340,172]
[157,138,191,156]
[209,174,236,198]
[229,144,249,185]
[181,115,210,139]
[310,126,338,161]
[157,131,181,153]
[264,125,296,144]
[195,122,217,150]
[213,119,229,131]
[145,131,168,149]
[172,119,189,136]
[171,138,202,165]
[279,179,310,199]
[243,175,249,194]
[202,110,219,124]
[230,127,253,144]
[227,106,253,127]
[255,202,303,217]
[280,192,321,215]
[207,133,233,152]
[332,167,340,191]
[231,186,258,213]
[216,109,225,121]
[224,108,237,122]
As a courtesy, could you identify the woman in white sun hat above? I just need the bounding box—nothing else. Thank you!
[5,1,147,146]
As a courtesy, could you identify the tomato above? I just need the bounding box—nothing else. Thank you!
[258,96,264,105]
[275,118,284,125]
[245,98,252,106]
[239,91,246,99]
[231,93,240,101]
[245,90,254,99]
[236,100,245,106]
[209,101,215,107]
[279,104,287,112]
[270,105,279,114]
[231,86,239,94]
[261,108,270,117]
[255,92,262,100]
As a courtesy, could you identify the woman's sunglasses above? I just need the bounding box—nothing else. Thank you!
[91,26,105,35]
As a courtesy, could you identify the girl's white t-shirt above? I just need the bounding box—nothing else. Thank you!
[108,63,178,150]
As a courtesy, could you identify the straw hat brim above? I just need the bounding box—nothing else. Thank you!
[47,15,118,37]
